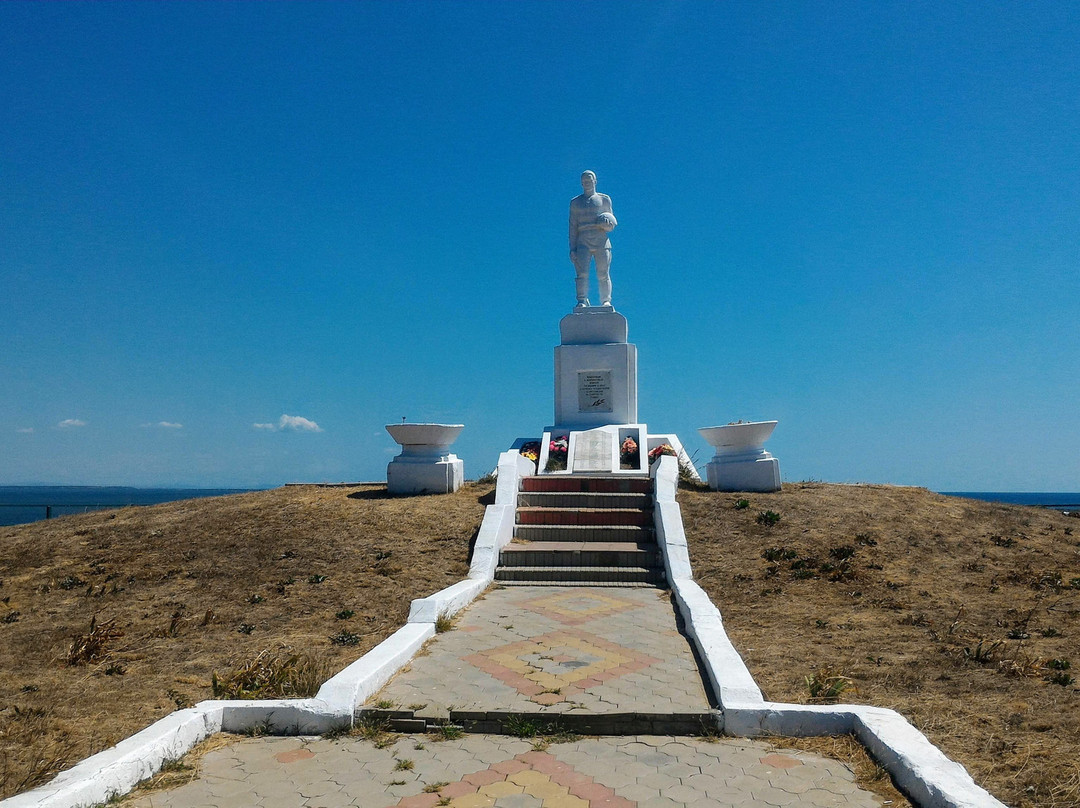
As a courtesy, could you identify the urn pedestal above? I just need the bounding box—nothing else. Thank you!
[385,424,464,495]
[698,421,781,493]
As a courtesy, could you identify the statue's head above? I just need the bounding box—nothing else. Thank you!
[580,170,597,192]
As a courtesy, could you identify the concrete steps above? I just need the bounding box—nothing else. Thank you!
[517,491,651,509]
[495,473,665,587]
[520,475,652,494]
[516,506,653,526]
[499,541,660,568]
[495,565,666,585]
[514,524,655,542]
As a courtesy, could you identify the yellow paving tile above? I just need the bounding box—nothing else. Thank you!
[476,780,525,798]
[542,795,590,808]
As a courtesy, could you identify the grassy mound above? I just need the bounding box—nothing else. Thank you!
[681,483,1080,808]
[2,480,1076,806]
[0,483,491,798]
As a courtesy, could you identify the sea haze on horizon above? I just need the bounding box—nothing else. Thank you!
[939,492,1080,509]
[2,486,1079,529]
[0,485,264,528]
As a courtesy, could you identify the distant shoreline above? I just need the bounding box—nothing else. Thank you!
[3,486,1078,529]
[938,491,1080,510]
[0,485,264,528]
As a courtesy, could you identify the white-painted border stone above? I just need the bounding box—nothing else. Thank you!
[650,455,1005,808]
[0,707,224,808]
[2,451,535,808]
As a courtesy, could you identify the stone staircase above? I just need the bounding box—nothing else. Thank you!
[495,474,665,586]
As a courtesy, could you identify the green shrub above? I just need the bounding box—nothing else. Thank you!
[757,510,781,526]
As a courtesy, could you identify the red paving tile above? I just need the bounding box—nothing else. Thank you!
[273,748,315,764]
[491,758,529,775]
[437,780,477,798]
[462,768,505,787]
[567,780,620,802]
[759,753,803,769]
[394,793,440,808]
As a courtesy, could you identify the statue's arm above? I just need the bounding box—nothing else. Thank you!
[568,203,578,254]
[601,194,617,228]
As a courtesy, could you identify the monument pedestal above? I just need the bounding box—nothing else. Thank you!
[705,453,781,492]
[554,307,637,430]
[387,456,464,495]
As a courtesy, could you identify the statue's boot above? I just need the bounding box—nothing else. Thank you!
[599,277,612,307]
[576,273,590,307]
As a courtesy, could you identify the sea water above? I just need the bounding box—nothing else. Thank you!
[4,486,1076,529]
[0,486,259,527]
[939,492,1080,512]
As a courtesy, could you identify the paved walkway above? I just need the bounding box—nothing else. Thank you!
[375,587,710,732]
[127,734,883,808]
[125,586,888,807]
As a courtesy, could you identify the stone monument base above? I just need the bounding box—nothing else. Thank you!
[706,453,781,493]
[387,455,464,495]
[554,306,638,429]
[539,424,648,475]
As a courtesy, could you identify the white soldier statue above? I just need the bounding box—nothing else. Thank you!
[568,170,617,308]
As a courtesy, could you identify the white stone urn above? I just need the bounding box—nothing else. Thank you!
[385,423,464,494]
[697,421,777,459]
[697,421,781,492]
[386,423,464,462]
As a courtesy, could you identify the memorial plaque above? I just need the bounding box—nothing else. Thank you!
[577,371,613,413]
[573,429,613,472]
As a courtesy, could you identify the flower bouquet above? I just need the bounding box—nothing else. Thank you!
[649,443,676,463]
[545,435,569,472]
[620,436,640,469]
[519,441,541,468]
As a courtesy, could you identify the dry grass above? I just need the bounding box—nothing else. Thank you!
[0,482,491,798]
[209,650,330,699]
[680,482,1080,808]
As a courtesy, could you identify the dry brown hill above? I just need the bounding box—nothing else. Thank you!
[1,481,1076,806]
[681,482,1080,808]
[0,483,490,799]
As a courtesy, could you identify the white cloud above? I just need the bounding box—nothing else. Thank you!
[58,419,87,428]
[279,414,322,432]
[16,427,34,434]
[253,414,323,433]
[147,421,183,429]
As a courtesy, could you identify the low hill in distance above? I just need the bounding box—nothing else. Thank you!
[1,481,1076,807]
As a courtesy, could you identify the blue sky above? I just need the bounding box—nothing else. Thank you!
[2,2,1078,490]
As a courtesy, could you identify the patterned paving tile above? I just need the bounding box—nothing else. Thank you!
[515,589,642,625]
[462,628,661,704]
[376,586,708,715]
[391,750,632,807]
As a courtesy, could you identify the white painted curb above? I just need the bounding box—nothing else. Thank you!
[2,453,535,808]
[0,707,223,808]
[315,624,434,714]
[650,455,1006,808]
